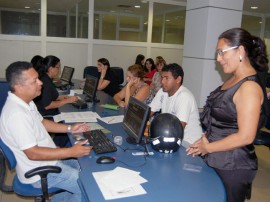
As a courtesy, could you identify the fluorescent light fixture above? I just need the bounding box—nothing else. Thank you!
[135,5,140,8]
[251,6,258,9]
[25,6,30,9]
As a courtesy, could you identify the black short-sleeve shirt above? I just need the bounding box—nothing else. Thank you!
[34,74,59,116]
[102,70,121,97]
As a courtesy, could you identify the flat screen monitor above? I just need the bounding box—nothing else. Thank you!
[83,75,98,102]
[122,97,151,144]
[60,66,74,83]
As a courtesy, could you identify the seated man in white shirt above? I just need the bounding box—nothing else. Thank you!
[149,63,202,148]
[0,61,92,202]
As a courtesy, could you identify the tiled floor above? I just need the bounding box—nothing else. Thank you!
[1,145,270,202]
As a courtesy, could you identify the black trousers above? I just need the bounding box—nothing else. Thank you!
[215,168,257,202]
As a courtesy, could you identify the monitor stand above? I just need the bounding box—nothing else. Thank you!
[126,136,137,145]
[84,96,100,103]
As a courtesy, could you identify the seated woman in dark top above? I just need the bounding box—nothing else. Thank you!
[97,58,121,97]
[34,55,78,147]
[34,55,78,116]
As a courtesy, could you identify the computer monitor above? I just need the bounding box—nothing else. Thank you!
[60,66,74,83]
[122,97,151,144]
[83,75,99,102]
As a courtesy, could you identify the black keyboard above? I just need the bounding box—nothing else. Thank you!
[83,130,117,154]
[72,99,87,109]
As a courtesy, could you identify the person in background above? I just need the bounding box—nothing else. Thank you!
[34,55,78,117]
[97,58,121,97]
[30,55,43,69]
[0,61,91,202]
[186,28,269,202]
[149,63,202,148]
[113,64,152,107]
[135,54,145,68]
[34,55,78,147]
[151,56,166,95]
[143,58,156,85]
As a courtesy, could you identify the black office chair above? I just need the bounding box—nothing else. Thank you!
[111,67,124,85]
[83,66,100,78]
[0,138,62,202]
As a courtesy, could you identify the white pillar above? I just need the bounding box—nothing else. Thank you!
[182,0,244,107]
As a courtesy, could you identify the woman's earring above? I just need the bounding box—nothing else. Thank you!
[240,55,242,62]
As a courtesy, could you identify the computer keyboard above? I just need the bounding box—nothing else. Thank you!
[83,129,117,154]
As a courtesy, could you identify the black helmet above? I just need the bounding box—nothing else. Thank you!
[149,113,183,153]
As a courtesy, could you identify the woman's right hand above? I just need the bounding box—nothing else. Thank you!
[65,96,78,103]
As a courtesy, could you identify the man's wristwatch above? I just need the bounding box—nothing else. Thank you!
[67,125,72,133]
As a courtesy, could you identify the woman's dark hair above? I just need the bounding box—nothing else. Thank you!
[97,58,111,70]
[30,55,43,69]
[162,63,184,84]
[6,61,33,92]
[144,58,156,72]
[135,54,145,67]
[35,55,60,77]
[219,28,269,72]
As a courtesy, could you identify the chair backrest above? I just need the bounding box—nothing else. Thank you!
[0,80,9,114]
[111,67,124,85]
[83,66,100,79]
[0,138,16,170]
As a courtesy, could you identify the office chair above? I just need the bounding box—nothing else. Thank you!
[0,80,9,114]
[111,67,124,85]
[0,138,62,202]
[83,66,100,78]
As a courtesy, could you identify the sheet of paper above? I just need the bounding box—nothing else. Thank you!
[53,111,101,123]
[99,115,124,124]
[100,167,147,192]
[69,89,83,96]
[93,170,147,200]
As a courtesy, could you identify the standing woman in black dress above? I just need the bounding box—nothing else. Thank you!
[186,28,269,202]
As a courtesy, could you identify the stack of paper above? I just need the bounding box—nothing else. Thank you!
[92,167,147,200]
[53,111,101,123]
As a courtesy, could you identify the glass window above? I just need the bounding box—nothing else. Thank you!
[241,14,262,37]
[47,0,88,38]
[152,3,186,44]
[0,0,41,36]
[94,0,148,42]
[265,17,270,39]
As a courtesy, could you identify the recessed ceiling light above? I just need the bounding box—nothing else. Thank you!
[251,6,258,9]
[25,6,30,9]
[134,5,140,8]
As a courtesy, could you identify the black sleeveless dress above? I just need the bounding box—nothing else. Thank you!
[200,75,265,170]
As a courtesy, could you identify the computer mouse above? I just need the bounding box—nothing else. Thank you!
[96,156,115,164]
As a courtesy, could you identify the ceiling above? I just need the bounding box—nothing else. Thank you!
[0,0,269,16]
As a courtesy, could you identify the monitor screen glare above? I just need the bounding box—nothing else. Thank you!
[83,75,98,102]
[61,66,74,82]
[122,97,150,144]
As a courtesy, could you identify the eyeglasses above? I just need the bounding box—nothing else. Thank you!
[216,46,238,57]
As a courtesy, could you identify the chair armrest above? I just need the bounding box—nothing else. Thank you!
[25,166,61,179]
[25,165,62,200]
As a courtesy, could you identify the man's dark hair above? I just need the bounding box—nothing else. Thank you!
[6,61,33,92]
[162,63,184,84]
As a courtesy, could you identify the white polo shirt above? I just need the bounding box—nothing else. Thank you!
[0,92,57,184]
[149,86,202,147]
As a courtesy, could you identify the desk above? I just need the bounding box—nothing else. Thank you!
[60,91,226,202]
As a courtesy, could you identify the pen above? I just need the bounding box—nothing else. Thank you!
[108,118,114,123]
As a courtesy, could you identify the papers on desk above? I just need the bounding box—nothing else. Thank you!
[69,89,83,96]
[92,167,147,200]
[99,115,124,124]
[53,111,101,123]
